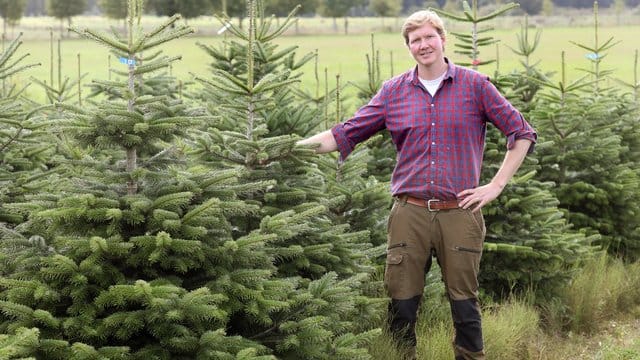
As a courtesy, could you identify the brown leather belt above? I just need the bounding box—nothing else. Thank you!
[400,195,460,211]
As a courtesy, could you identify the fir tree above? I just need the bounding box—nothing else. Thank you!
[191,0,384,357]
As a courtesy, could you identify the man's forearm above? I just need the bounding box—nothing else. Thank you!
[490,139,533,189]
[297,129,338,154]
[458,138,533,211]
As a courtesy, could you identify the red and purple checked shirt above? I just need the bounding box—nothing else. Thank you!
[331,59,537,201]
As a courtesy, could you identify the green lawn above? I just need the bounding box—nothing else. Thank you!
[7,15,640,105]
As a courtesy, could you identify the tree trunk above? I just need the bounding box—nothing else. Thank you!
[127,57,138,195]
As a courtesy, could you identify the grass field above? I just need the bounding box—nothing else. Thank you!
[3,14,640,105]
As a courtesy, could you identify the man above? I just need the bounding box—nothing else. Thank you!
[298,10,536,360]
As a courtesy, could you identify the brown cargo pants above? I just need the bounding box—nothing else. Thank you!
[385,196,486,360]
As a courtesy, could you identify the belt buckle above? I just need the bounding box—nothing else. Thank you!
[427,199,440,212]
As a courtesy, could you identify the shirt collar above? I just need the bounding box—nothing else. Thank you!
[410,57,457,86]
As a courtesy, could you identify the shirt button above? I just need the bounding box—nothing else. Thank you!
[431,123,435,126]
[431,161,435,165]
[431,142,435,145]
[430,181,434,184]
[430,104,434,107]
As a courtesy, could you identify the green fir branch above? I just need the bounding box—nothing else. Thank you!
[68,28,130,53]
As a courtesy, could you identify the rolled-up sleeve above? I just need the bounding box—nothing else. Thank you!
[480,78,537,154]
[331,86,388,161]
[504,114,537,154]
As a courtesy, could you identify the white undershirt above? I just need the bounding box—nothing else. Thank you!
[420,72,446,97]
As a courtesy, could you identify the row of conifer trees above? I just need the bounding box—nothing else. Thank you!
[0,0,638,358]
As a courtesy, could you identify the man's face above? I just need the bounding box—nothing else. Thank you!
[407,23,445,68]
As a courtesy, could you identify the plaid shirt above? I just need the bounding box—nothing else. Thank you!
[331,59,537,200]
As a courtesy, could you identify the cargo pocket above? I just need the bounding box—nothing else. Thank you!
[384,251,407,299]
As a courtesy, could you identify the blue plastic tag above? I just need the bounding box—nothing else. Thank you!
[119,57,137,65]
[585,53,601,60]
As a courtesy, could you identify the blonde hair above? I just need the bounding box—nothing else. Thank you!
[401,10,447,45]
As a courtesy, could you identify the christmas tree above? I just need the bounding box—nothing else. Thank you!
[189,0,388,357]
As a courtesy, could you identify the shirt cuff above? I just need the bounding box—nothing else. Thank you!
[331,124,354,162]
[506,132,537,154]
